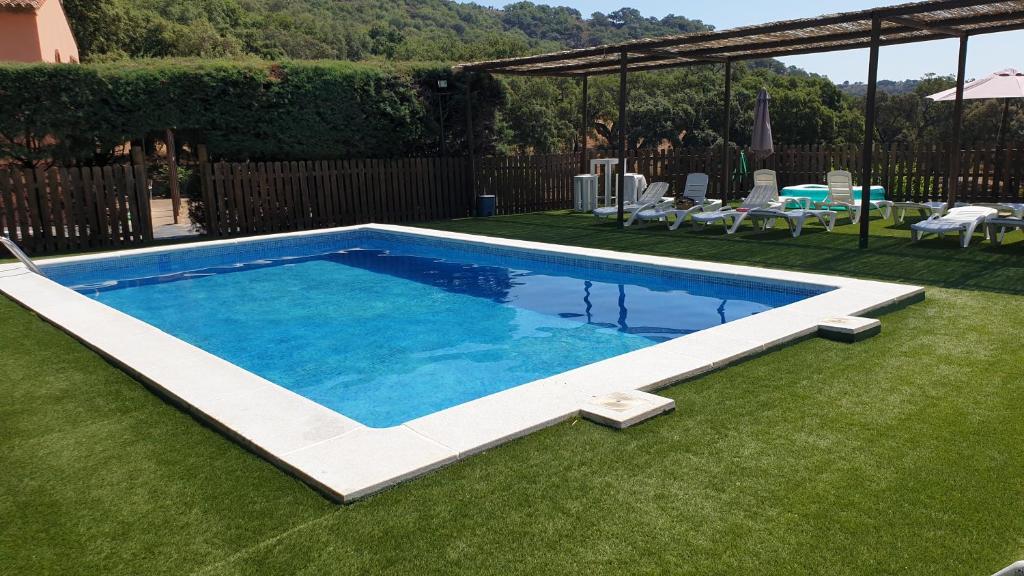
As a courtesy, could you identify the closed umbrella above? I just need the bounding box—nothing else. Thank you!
[751,88,774,160]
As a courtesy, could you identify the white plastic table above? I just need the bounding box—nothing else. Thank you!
[590,158,629,206]
[892,201,948,223]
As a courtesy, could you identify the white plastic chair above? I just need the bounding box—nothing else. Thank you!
[628,173,722,229]
[819,170,893,223]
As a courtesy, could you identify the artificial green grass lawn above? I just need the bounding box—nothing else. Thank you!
[2,213,1023,575]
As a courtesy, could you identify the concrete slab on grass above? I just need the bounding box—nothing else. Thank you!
[818,316,882,342]
[581,391,675,429]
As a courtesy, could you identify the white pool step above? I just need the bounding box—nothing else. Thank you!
[581,390,675,429]
[818,315,881,343]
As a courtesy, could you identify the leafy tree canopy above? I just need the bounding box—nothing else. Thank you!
[52,0,1024,156]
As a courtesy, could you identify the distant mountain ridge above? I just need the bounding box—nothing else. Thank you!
[837,79,922,96]
[63,0,712,62]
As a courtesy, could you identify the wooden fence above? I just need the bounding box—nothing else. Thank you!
[0,164,151,255]
[199,144,1022,239]
[605,143,1024,205]
[200,158,471,237]
[472,153,579,215]
[3,143,1018,254]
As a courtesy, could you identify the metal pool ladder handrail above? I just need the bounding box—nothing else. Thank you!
[0,236,43,276]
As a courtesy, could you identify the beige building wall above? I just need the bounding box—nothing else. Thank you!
[0,0,79,63]
[0,9,43,62]
[34,0,78,62]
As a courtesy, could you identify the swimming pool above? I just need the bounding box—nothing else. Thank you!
[0,224,924,501]
[49,231,823,428]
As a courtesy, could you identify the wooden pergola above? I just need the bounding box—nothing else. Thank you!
[455,0,1024,248]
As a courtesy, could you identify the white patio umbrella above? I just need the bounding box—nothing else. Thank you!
[928,68,1024,101]
[928,68,1023,149]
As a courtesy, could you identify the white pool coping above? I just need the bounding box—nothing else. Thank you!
[0,223,924,502]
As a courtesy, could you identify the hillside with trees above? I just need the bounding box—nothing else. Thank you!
[62,0,710,62]
[12,0,1022,162]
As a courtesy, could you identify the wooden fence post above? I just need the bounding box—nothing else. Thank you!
[196,144,217,236]
[165,129,180,224]
[129,146,153,242]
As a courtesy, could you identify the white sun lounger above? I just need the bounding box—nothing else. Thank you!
[970,202,1024,218]
[628,173,722,228]
[891,201,948,223]
[750,168,815,208]
[745,202,839,238]
[910,205,998,248]
[986,215,1024,246]
[817,170,893,223]
[593,181,671,220]
[691,184,780,234]
[753,169,778,195]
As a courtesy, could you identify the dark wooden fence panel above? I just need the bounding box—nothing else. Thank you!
[201,157,473,237]
[6,144,1019,256]
[0,164,150,255]
[471,153,579,215]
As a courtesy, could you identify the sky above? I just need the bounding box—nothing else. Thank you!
[462,0,1024,83]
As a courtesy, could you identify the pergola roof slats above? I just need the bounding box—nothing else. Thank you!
[561,17,1024,77]
[885,15,966,36]
[454,0,1024,77]
[454,0,1024,244]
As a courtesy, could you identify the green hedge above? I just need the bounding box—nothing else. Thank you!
[0,59,503,164]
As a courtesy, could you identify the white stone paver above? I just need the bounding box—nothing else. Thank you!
[278,426,457,502]
[194,384,361,456]
[818,316,882,342]
[581,391,675,429]
[0,223,925,502]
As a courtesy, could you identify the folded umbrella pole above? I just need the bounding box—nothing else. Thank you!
[751,88,775,161]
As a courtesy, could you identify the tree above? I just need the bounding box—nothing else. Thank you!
[498,77,579,154]
[368,24,404,59]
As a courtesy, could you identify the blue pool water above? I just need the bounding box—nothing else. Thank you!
[51,232,828,427]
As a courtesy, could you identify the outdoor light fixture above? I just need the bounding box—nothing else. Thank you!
[436,80,450,156]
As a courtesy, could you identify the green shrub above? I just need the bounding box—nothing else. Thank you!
[0,59,503,165]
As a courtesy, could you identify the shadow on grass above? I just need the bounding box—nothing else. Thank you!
[424,211,1024,296]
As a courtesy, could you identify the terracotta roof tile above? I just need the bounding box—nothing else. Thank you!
[0,0,46,9]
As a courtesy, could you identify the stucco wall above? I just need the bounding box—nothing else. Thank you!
[0,0,79,63]
[35,0,79,62]
[0,10,43,62]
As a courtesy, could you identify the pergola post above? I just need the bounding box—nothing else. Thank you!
[465,74,476,214]
[858,15,882,249]
[616,51,628,228]
[580,75,589,175]
[946,34,969,207]
[165,128,180,225]
[721,59,732,204]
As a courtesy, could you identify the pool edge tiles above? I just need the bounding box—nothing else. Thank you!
[0,224,925,503]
